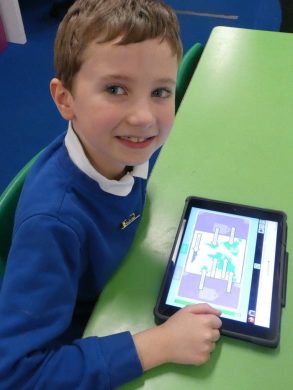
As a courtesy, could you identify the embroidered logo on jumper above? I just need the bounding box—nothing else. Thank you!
[120,212,141,230]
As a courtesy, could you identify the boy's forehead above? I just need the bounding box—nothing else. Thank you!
[77,38,178,86]
[83,37,178,68]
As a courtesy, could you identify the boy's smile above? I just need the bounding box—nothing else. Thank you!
[51,37,178,180]
[116,136,156,149]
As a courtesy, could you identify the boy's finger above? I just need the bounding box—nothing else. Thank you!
[212,329,221,341]
[207,314,222,329]
[183,303,221,316]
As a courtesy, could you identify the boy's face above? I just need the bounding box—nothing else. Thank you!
[52,37,178,180]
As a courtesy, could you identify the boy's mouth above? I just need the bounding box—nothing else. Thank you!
[116,135,155,148]
[119,136,154,143]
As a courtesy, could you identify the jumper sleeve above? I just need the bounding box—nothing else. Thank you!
[0,215,142,389]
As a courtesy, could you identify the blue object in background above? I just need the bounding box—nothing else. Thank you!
[165,0,281,51]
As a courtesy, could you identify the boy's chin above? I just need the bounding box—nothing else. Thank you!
[123,147,160,167]
[123,155,154,168]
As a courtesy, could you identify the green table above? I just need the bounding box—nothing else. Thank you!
[84,27,293,389]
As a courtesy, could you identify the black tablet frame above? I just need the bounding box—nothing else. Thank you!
[154,196,288,347]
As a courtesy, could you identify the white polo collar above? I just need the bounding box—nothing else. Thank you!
[64,122,149,196]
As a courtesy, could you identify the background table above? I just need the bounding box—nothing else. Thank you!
[84,27,293,389]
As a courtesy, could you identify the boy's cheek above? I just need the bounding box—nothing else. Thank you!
[160,125,173,145]
[163,103,176,124]
[166,112,176,129]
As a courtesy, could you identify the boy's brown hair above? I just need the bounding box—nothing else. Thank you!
[54,0,183,91]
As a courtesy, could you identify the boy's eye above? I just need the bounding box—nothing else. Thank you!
[105,85,126,95]
[152,88,172,98]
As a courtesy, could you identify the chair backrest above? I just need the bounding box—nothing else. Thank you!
[0,152,42,276]
[175,42,204,112]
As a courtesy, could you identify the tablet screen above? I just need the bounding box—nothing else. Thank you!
[154,197,287,346]
[165,207,277,328]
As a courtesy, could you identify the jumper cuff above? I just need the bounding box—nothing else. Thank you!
[99,331,143,388]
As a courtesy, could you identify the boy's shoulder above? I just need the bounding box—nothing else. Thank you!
[8,132,154,277]
[14,133,156,233]
[14,133,90,229]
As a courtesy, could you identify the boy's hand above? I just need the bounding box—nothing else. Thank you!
[159,303,222,366]
[133,303,222,371]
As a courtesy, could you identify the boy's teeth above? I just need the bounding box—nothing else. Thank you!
[121,136,147,143]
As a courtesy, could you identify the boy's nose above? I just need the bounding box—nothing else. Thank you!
[125,100,155,129]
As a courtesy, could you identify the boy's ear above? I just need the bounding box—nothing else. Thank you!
[50,78,74,120]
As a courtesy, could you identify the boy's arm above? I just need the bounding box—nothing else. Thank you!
[0,214,221,387]
[133,304,222,370]
[0,215,142,389]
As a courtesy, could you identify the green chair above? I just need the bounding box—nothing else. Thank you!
[0,152,42,277]
[175,42,204,112]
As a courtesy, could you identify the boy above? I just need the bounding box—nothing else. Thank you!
[0,0,221,388]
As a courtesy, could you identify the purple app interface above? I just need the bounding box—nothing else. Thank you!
[166,207,278,328]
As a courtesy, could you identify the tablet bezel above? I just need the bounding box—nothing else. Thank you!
[154,196,288,347]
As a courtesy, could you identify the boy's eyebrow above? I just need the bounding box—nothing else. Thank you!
[156,78,176,86]
[100,74,176,85]
[100,74,132,81]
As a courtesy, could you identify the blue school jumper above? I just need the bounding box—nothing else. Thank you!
[0,132,158,389]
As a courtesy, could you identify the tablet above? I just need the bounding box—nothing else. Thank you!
[154,196,288,347]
